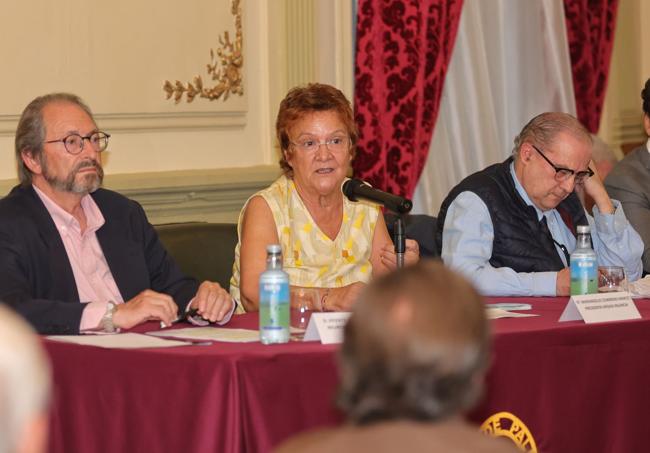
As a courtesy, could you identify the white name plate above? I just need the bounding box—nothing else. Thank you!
[559,292,641,323]
[303,312,351,344]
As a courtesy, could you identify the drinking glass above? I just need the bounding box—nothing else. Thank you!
[598,266,628,293]
[290,288,321,334]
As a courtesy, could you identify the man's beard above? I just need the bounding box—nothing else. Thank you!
[41,156,104,195]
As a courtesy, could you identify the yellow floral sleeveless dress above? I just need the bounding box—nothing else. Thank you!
[230,175,380,311]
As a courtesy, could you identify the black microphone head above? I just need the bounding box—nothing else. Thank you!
[397,198,413,214]
[342,178,367,202]
[343,178,413,213]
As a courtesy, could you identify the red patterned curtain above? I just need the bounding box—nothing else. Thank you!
[563,0,619,133]
[353,0,464,198]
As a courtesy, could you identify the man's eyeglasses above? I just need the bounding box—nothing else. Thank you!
[531,144,594,184]
[45,131,111,155]
[290,136,350,153]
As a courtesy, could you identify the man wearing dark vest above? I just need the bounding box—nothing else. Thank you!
[437,112,643,296]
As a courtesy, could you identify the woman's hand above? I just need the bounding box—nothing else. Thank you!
[320,282,365,312]
[380,239,420,269]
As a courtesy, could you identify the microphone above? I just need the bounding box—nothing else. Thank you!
[394,217,405,268]
[342,179,413,214]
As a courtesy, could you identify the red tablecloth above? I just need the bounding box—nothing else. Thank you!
[471,297,650,452]
[43,297,650,453]
[45,313,341,453]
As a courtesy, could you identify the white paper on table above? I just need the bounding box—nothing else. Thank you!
[303,312,351,344]
[559,293,641,323]
[485,303,532,311]
[486,308,539,319]
[147,327,259,343]
[47,332,193,349]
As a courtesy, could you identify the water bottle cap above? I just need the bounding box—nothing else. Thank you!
[266,244,282,254]
[576,225,590,234]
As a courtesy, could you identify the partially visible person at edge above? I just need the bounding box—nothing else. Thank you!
[0,93,234,334]
[275,261,519,453]
[0,305,51,453]
[437,112,643,296]
[229,83,419,312]
[605,78,650,275]
[579,134,618,213]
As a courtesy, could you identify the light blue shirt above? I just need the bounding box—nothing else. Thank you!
[441,163,644,296]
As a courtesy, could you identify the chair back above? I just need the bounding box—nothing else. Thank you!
[384,214,439,258]
[155,222,238,289]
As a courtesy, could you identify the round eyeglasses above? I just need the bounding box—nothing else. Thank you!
[44,131,111,155]
[290,136,350,153]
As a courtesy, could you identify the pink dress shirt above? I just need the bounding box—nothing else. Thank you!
[34,186,123,330]
[34,187,236,331]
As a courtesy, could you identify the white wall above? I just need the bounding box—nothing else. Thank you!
[599,0,650,152]
[0,0,354,177]
[0,0,354,222]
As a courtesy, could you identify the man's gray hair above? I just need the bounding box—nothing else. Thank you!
[590,134,617,166]
[15,93,95,185]
[512,112,592,159]
[337,261,490,425]
[0,305,51,453]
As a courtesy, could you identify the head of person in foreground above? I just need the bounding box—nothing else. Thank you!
[338,260,490,424]
[0,305,51,453]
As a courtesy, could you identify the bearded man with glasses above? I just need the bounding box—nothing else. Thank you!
[437,112,643,296]
[0,93,234,334]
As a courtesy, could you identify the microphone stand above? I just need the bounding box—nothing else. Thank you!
[342,179,412,268]
[394,216,406,269]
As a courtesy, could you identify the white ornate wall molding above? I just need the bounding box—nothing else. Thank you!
[0,0,261,180]
[0,165,280,224]
[0,111,247,136]
[599,0,645,152]
[164,0,244,103]
[110,165,279,224]
[315,0,355,99]
[280,0,354,94]
[286,0,317,89]
[612,110,646,146]
[640,1,650,82]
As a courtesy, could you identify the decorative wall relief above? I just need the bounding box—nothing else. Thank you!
[163,0,243,103]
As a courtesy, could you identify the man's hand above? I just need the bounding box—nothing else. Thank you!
[582,160,615,214]
[113,290,178,329]
[556,268,570,296]
[190,281,233,322]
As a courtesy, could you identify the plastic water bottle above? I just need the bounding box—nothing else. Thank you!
[259,244,290,344]
[570,225,598,295]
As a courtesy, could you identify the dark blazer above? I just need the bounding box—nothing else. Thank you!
[0,184,199,334]
[605,145,650,273]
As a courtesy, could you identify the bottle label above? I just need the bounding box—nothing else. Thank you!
[260,282,289,305]
[259,281,289,332]
[570,257,598,295]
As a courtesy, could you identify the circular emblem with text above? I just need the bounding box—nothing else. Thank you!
[480,411,537,452]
